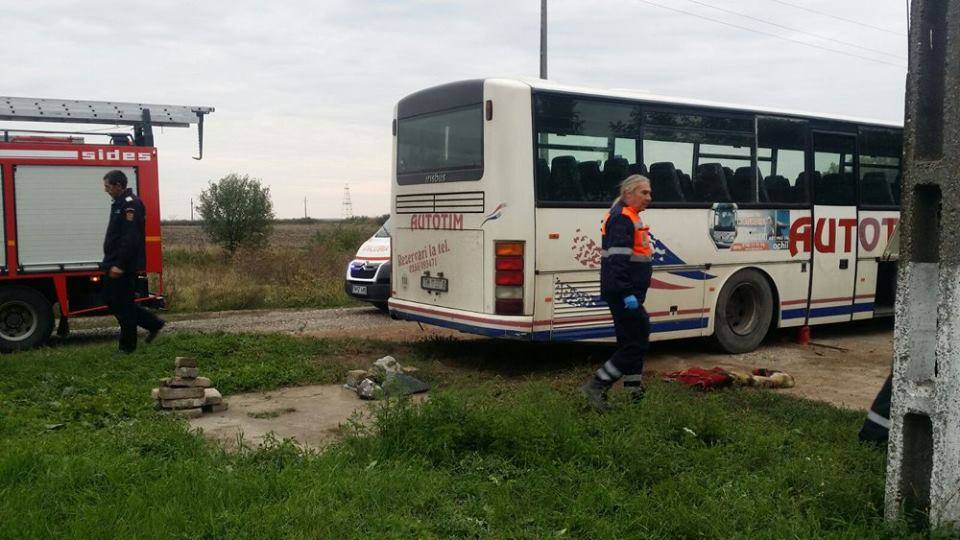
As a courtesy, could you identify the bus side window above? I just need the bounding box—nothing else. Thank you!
[813,133,857,206]
[758,117,808,204]
[858,127,902,208]
[643,110,753,205]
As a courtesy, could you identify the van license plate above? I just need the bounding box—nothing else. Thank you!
[420,276,448,292]
[351,285,367,295]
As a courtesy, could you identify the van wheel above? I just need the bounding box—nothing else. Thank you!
[0,286,54,352]
[372,302,389,313]
[711,269,773,354]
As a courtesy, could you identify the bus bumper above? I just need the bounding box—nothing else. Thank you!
[388,298,534,339]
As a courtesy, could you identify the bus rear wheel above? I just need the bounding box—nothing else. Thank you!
[0,286,54,352]
[712,269,773,354]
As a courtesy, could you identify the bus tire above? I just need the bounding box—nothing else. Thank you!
[0,285,54,352]
[711,269,773,354]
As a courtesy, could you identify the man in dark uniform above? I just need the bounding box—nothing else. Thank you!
[581,175,654,411]
[859,373,893,444]
[102,169,164,353]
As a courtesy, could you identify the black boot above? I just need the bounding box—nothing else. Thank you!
[580,378,612,412]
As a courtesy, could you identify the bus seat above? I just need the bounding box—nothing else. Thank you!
[731,167,757,203]
[695,163,732,202]
[676,170,695,201]
[816,173,855,205]
[757,171,770,203]
[603,157,629,199]
[578,161,602,200]
[536,158,551,199]
[550,156,584,201]
[648,162,685,202]
[722,166,736,186]
[860,172,894,206]
[793,171,817,203]
[626,162,648,176]
[764,175,790,203]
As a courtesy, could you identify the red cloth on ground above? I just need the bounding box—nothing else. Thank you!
[662,367,733,391]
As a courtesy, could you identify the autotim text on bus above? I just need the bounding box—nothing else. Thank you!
[788,216,898,256]
[409,213,464,230]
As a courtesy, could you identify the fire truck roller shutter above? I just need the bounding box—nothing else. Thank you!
[14,166,137,271]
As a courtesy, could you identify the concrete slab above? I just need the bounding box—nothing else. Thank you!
[188,384,425,451]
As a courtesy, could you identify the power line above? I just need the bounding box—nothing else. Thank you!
[683,0,905,60]
[764,0,906,36]
[634,0,906,68]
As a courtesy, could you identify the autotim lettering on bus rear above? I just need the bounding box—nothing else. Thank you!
[789,216,899,256]
[409,213,464,230]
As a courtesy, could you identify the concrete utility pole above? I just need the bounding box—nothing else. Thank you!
[540,0,548,79]
[885,0,960,528]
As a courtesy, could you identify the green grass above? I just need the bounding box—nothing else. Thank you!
[161,219,382,313]
[0,333,946,538]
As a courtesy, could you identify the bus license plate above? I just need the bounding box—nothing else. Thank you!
[421,276,448,292]
[351,284,367,296]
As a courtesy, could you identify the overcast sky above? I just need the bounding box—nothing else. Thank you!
[2,0,908,219]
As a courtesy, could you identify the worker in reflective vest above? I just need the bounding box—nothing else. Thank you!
[582,175,654,412]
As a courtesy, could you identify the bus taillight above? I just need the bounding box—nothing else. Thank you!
[495,241,524,315]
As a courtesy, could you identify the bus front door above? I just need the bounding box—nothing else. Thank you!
[808,132,859,324]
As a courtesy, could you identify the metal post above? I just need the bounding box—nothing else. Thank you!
[540,0,548,79]
[190,198,194,221]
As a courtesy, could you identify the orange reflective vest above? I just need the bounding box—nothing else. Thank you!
[601,204,652,261]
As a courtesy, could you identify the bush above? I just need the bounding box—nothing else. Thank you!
[197,174,274,254]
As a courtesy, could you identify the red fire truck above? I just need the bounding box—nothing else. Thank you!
[0,97,213,351]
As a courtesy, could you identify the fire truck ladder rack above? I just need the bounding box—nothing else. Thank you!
[0,96,214,160]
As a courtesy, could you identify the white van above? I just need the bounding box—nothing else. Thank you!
[344,217,391,310]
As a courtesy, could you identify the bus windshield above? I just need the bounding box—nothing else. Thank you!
[397,105,483,184]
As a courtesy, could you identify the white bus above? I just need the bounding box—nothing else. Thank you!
[388,79,901,353]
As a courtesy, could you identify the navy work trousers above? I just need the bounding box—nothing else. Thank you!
[104,273,163,352]
[602,292,651,378]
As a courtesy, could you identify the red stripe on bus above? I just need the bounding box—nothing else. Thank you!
[782,295,876,307]
[650,278,694,290]
[394,303,533,329]
[533,307,709,326]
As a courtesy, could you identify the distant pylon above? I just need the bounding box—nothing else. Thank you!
[342,183,353,219]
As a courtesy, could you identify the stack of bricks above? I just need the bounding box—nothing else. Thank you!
[151,357,228,418]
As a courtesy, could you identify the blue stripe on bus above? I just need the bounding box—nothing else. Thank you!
[781,303,875,320]
[391,311,532,339]
[668,270,717,281]
[394,309,708,342]
[537,317,709,341]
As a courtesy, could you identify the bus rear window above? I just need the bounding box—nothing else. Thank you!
[397,105,483,185]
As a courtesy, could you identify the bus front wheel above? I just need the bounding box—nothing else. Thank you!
[711,269,773,354]
[0,286,54,352]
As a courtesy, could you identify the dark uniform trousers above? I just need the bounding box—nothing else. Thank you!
[859,373,892,443]
[102,187,163,352]
[592,201,653,389]
[602,292,650,379]
[104,272,162,352]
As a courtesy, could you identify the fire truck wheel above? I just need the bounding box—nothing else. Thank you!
[711,269,773,354]
[0,286,54,351]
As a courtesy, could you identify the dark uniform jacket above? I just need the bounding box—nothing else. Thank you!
[600,202,653,301]
[102,188,146,272]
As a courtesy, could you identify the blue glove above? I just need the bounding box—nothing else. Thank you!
[624,295,639,310]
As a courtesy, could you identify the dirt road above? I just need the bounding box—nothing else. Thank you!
[75,306,892,411]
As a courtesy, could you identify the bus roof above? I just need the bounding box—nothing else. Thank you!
[498,78,903,130]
